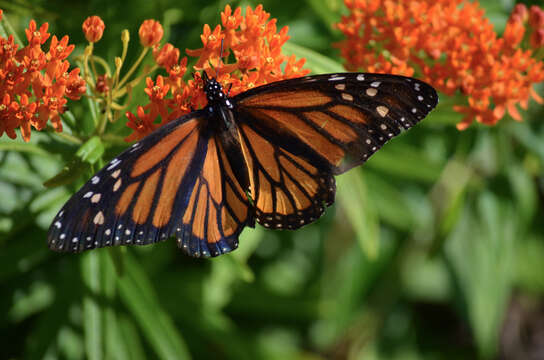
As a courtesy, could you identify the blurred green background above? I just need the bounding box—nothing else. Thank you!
[1,0,543,359]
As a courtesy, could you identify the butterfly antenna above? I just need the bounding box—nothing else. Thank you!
[202,70,209,85]
[227,83,233,97]
[219,39,225,75]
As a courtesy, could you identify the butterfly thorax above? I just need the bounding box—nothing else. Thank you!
[203,75,235,132]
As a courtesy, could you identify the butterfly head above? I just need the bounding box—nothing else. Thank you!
[202,71,233,111]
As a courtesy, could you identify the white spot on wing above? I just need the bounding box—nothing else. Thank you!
[107,158,121,171]
[91,176,100,184]
[356,74,365,81]
[371,81,381,88]
[94,211,105,225]
[113,179,122,192]
[376,106,389,117]
[366,88,378,96]
[83,192,93,198]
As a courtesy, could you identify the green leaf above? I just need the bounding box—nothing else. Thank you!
[316,235,397,347]
[337,169,380,258]
[81,252,103,360]
[429,159,472,255]
[76,136,105,164]
[118,314,147,360]
[445,192,516,359]
[0,141,52,157]
[507,164,537,229]
[116,253,191,360]
[283,41,345,74]
[304,0,343,28]
[507,121,544,162]
[365,171,413,230]
[367,143,443,183]
[515,235,544,293]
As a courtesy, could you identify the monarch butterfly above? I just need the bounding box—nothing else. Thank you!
[48,71,438,257]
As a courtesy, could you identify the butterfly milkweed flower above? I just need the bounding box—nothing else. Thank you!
[125,4,310,141]
[82,15,105,43]
[139,19,163,47]
[0,13,86,141]
[336,0,544,129]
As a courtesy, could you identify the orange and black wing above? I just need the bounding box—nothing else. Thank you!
[233,72,438,229]
[48,111,252,257]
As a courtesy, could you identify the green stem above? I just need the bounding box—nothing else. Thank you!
[91,55,112,77]
[116,47,149,90]
[97,97,111,135]
[102,133,129,145]
[54,130,83,145]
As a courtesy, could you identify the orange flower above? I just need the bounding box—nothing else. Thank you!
[125,106,160,142]
[153,43,180,70]
[82,16,105,43]
[336,0,544,129]
[0,18,86,141]
[48,35,74,60]
[25,20,50,47]
[139,19,163,47]
[126,4,309,141]
[186,24,224,68]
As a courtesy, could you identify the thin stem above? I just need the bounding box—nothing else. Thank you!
[102,133,129,145]
[116,47,149,89]
[90,53,99,84]
[113,41,129,89]
[53,130,83,145]
[114,64,158,98]
[91,55,112,77]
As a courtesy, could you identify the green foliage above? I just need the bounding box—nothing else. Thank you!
[1,1,543,359]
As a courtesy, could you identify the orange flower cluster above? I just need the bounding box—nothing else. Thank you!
[0,11,86,141]
[125,4,310,141]
[336,0,544,129]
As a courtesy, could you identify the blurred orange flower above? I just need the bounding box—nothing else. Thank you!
[336,0,544,129]
[125,4,310,141]
[82,15,105,43]
[139,19,163,47]
[0,16,86,141]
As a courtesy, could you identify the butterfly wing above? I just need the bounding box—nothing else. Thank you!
[48,111,252,257]
[232,72,438,229]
